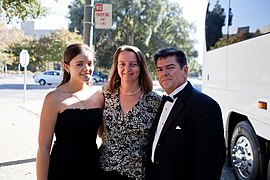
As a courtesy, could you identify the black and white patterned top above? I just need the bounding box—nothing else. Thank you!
[99,89,162,180]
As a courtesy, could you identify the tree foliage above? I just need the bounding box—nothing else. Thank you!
[34,29,83,63]
[68,0,200,73]
[2,26,83,71]
[0,21,32,68]
[0,0,47,22]
[68,0,84,34]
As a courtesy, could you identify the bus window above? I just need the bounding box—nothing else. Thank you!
[205,0,228,51]
[206,0,270,51]
[228,0,270,45]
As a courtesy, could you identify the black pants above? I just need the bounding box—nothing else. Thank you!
[101,170,135,180]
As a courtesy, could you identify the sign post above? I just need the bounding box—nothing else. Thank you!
[83,0,94,47]
[19,49,30,102]
[95,4,112,29]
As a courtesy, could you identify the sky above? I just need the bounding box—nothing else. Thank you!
[33,0,208,64]
[33,0,70,30]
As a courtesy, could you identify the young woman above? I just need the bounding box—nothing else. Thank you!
[36,43,104,180]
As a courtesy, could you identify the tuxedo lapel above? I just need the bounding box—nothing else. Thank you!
[160,99,183,137]
[159,82,193,138]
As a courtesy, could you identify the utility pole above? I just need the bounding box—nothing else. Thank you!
[83,0,94,47]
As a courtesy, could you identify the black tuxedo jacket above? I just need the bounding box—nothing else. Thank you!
[147,82,226,180]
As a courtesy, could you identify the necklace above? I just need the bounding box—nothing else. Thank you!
[120,86,141,96]
[73,94,88,108]
[66,82,88,108]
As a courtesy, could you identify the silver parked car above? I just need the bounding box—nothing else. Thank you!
[33,70,62,85]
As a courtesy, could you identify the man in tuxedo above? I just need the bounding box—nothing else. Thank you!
[147,47,226,180]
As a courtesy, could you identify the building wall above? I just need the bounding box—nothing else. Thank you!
[21,21,53,39]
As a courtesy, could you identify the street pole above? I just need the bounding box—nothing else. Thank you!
[23,65,26,102]
[83,0,94,48]
[19,49,29,102]
[89,0,94,48]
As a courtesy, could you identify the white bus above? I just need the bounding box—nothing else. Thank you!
[202,0,270,179]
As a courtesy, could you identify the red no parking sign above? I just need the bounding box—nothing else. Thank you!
[95,3,112,29]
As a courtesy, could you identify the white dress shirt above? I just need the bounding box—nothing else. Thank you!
[151,82,187,162]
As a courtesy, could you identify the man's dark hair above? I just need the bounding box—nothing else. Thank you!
[154,47,187,68]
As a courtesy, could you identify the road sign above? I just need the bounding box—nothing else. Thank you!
[19,49,30,67]
[95,3,112,29]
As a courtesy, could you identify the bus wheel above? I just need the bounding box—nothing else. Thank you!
[230,121,261,180]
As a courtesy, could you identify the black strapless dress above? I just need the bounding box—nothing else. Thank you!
[48,108,102,180]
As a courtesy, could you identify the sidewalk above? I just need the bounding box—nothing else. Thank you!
[0,99,41,180]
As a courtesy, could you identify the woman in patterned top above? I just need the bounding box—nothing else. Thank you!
[99,45,162,180]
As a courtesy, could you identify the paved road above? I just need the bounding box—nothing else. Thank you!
[0,74,236,179]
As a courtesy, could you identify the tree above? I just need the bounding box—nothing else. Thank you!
[31,29,83,71]
[6,38,34,71]
[0,0,47,22]
[146,1,198,72]
[5,29,83,71]
[68,0,84,34]
[0,21,32,71]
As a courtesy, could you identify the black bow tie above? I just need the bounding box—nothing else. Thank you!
[163,95,174,103]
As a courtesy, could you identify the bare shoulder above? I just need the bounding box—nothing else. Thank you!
[44,89,62,103]
[42,88,67,112]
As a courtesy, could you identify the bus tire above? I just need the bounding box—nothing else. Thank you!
[230,121,261,180]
